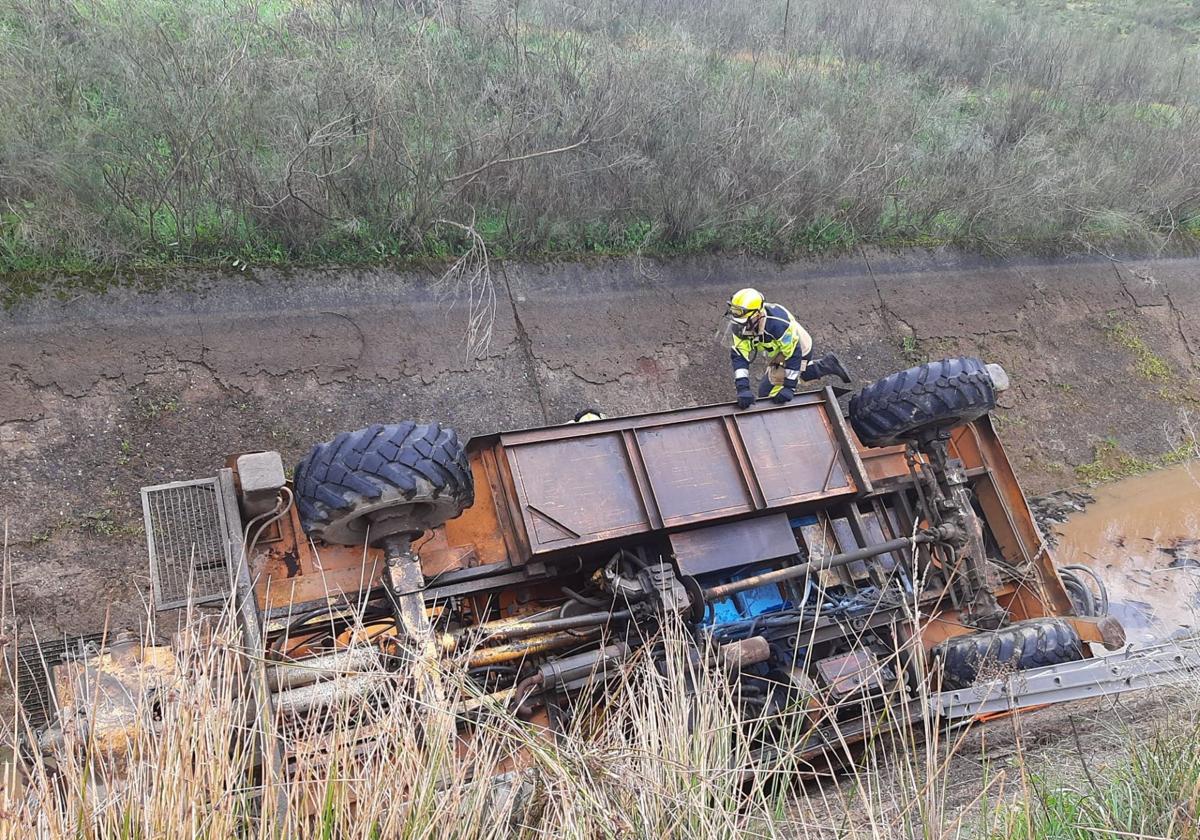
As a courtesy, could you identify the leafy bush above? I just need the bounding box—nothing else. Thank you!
[1,0,1199,273]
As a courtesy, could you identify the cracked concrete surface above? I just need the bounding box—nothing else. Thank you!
[2,252,1199,635]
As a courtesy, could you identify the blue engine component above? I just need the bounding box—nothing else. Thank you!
[701,566,788,626]
[700,514,819,627]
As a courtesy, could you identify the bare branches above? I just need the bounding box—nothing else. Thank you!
[445,135,593,187]
[432,217,497,363]
[2,0,1199,269]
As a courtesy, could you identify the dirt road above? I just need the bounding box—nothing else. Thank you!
[3,251,1199,635]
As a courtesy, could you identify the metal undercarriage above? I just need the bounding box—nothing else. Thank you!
[24,376,1179,809]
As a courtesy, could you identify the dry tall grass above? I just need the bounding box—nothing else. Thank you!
[0,612,848,839]
[6,602,1200,839]
[5,504,1200,839]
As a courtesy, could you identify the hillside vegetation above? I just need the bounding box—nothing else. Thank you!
[1,0,1199,276]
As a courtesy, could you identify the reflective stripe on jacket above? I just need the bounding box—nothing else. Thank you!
[729,303,813,384]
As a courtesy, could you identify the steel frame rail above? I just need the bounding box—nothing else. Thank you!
[932,638,1200,719]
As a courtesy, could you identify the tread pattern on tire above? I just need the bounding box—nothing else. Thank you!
[934,618,1084,691]
[294,422,473,540]
[848,357,996,448]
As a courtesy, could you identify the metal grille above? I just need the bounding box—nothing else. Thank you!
[11,632,107,729]
[141,478,233,609]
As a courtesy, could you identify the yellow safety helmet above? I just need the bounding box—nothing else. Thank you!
[726,288,765,325]
[571,408,606,423]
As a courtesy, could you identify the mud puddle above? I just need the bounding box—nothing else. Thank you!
[1053,461,1200,643]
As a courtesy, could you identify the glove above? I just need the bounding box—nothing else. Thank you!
[772,385,795,404]
[735,381,754,409]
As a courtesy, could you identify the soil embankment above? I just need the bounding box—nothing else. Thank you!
[3,250,1199,635]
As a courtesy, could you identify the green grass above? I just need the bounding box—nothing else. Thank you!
[1103,316,1200,407]
[992,0,1200,43]
[992,718,1200,839]
[1107,320,1173,382]
[78,508,142,538]
[1074,436,1200,483]
[130,390,180,421]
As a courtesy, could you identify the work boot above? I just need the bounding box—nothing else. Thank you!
[825,354,852,384]
[803,353,853,383]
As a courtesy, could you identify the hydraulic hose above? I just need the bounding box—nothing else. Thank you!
[1059,569,1096,617]
[1061,563,1109,616]
[561,586,612,609]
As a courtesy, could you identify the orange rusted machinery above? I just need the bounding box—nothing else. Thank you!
[29,357,1123,775]
[234,357,1121,757]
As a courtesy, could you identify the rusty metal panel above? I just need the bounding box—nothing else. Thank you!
[955,418,1075,616]
[823,385,874,494]
[860,445,911,485]
[816,650,885,699]
[670,514,799,576]
[829,516,871,581]
[734,404,852,502]
[507,432,651,548]
[634,420,754,526]
[251,503,386,616]
[497,398,862,557]
[441,450,517,568]
[948,424,981,468]
[858,506,899,573]
[796,517,844,588]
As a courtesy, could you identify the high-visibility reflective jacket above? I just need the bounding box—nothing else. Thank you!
[729,303,813,386]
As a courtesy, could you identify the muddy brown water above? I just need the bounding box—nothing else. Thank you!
[1054,461,1200,643]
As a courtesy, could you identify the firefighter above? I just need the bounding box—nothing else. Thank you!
[725,288,851,408]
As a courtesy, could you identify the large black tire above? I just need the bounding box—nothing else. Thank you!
[294,422,473,546]
[934,618,1084,690]
[849,357,996,447]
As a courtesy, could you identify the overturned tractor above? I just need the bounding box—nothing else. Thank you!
[26,357,1132,789]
